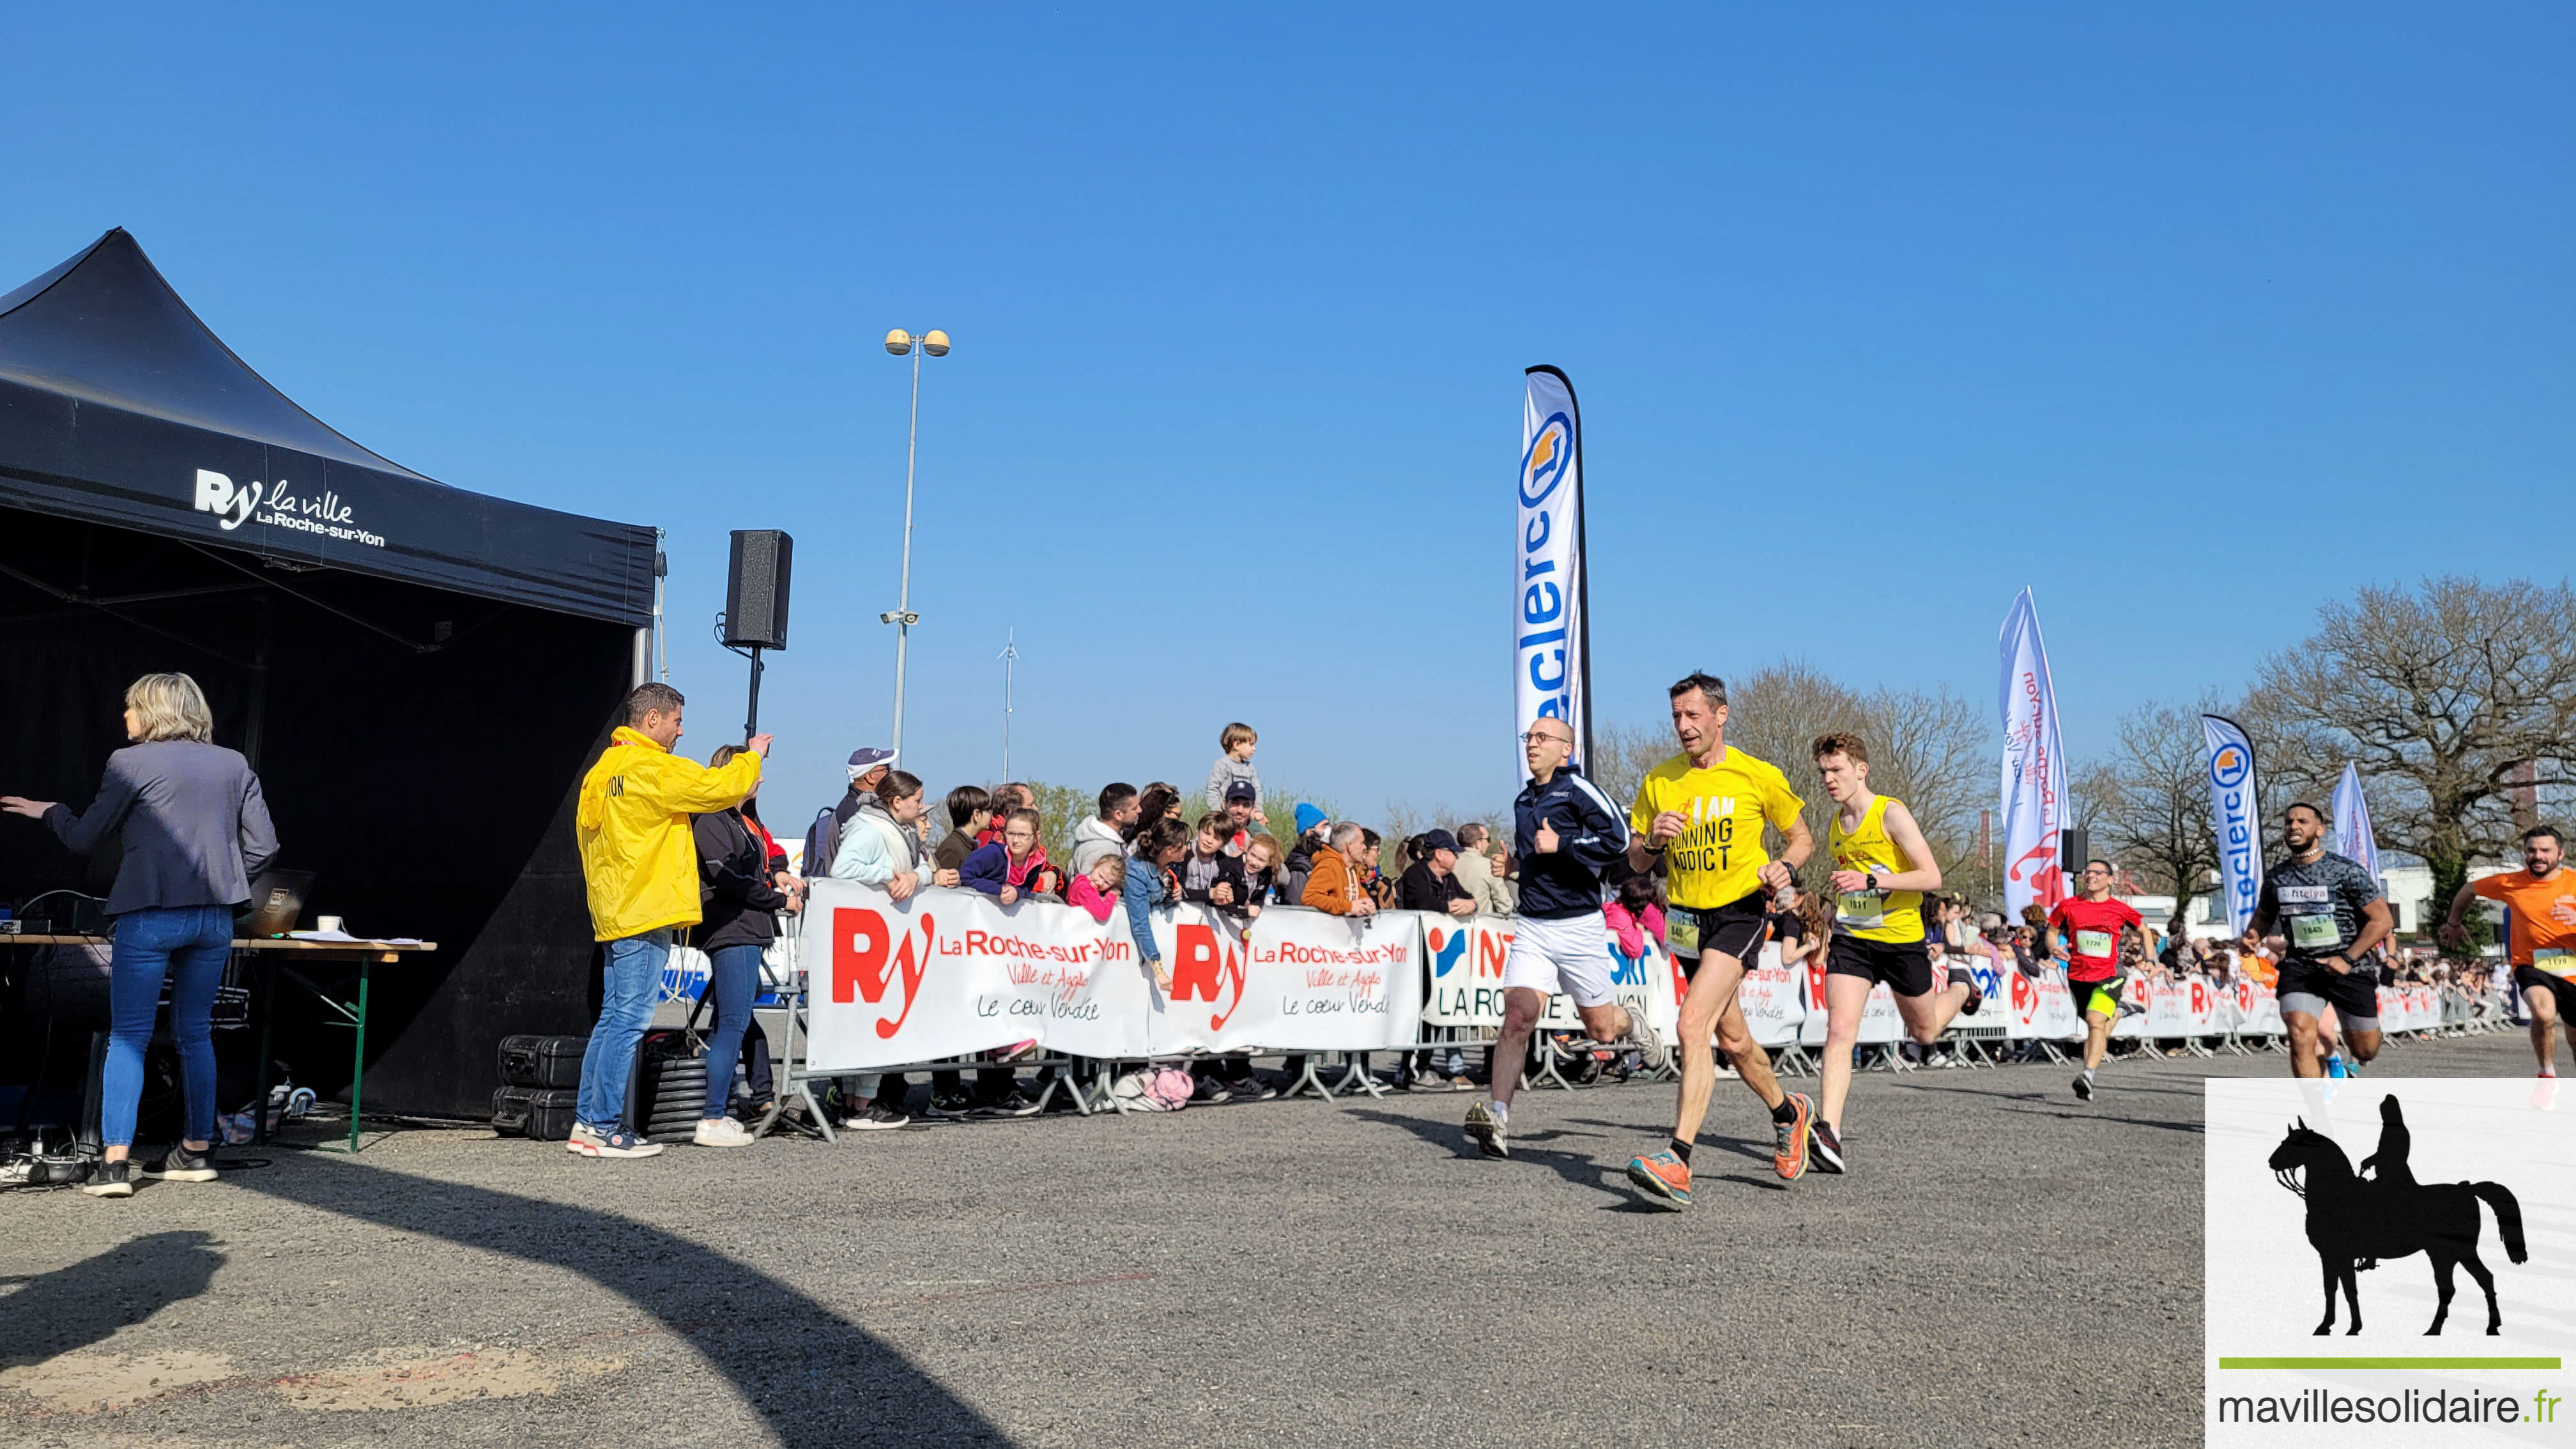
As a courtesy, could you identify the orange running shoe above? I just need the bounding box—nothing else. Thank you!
[1771,1092,1814,1180]
[1624,1149,1692,1207]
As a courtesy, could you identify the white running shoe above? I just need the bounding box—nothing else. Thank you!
[1617,1008,1667,1069]
[693,1117,756,1148]
[1464,1098,1510,1159]
[567,1121,606,1154]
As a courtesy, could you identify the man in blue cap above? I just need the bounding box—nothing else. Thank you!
[802,746,898,876]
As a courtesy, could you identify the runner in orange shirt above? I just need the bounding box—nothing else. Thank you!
[2442,825,2576,1077]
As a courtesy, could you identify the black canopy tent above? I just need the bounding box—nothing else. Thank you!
[1,229,657,1118]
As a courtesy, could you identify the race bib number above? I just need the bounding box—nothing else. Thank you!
[2074,928,2113,959]
[1665,910,1699,956]
[2536,947,2575,979]
[1836,891,1885,930]
[2288,913,2340,950]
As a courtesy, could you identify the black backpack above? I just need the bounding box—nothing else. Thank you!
[802,806,843,880]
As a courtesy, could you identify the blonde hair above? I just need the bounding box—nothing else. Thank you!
[1220,721,1257,750]
[1091,854,1128,891]
[126,672,214,743]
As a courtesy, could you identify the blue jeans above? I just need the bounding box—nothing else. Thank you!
[577,930,671,1132]
[701,942,772,1119]
[104,905,233,1149]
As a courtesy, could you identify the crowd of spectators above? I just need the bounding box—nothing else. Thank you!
[675,711,2518,1138]
[733,722,1531,1128]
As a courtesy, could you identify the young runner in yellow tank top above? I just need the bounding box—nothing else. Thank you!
[1810,730,1976,1174]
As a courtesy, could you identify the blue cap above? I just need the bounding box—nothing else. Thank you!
[1294,802,1328,835]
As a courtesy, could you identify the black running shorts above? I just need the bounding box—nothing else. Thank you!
[2515,966,2576,1021]
[2067,972,2126,1018]
[1825,934,1935,997]
[1669,893,1771,975]
[2274,958,2382,1029]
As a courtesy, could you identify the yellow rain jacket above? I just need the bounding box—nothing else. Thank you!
[576,727,765,940]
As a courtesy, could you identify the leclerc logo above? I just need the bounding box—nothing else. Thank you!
[2211,744,2250,790]
[1519,412,1571,507]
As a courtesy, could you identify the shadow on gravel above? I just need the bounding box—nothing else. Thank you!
[1346,1108,1629,1200]
[0,1230,224,1365]
[1998,1103,2204,1134]
[229,1154,1008,1447]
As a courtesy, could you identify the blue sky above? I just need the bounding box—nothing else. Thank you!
[10,6,2569,826]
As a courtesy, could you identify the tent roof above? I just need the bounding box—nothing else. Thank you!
[0,229,656,627]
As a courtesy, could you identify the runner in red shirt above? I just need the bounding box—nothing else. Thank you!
[2046,859,2152,1102]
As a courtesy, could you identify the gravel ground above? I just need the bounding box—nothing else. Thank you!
[0,1030,2542,1448]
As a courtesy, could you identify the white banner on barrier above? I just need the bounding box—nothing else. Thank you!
[1420,914,1683,1039]
[802,882,1428,1071]
[1148,903,1422,1055]
[2004,967,2084,1041]
[1800,961,1903,1046]
[2232,977,2283,1036]
[1735,947,1805,1048]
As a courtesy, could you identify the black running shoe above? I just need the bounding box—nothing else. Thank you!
[2073,1073,2094,1101]
[1809,1121,1846,1175]
[141,1144,218,1183]
[81,1159,137,1197]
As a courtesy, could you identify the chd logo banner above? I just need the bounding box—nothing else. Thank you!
[2205,1079,2574,1445]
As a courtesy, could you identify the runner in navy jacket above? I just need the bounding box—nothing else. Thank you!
[1465,719,1663,1161]
[1512,761,1630,919]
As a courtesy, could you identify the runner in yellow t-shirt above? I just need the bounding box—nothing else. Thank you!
[2444,824,2576,1077]
[1620,672,1817,1208]
[1810,730,1970,1174]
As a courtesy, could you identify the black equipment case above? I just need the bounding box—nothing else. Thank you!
[497,1034,586,1089]
[489,1085,579,1141]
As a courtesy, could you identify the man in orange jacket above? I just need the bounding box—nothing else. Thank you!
[1300,822,1379,918]
[569,682,768,1158]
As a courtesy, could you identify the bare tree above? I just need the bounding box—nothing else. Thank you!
[1595,661,1989,889]
[1586,719,1673,815]
[2241,576,2576,910]
[2083,697,2227,924]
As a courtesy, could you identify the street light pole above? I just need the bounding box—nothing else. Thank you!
[999,629,1018,779]
[880,328,948,756]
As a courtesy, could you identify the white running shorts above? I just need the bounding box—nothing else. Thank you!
[1502,913,1617,1009]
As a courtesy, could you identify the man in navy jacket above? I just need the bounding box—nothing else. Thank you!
[1464,717,1664,1160]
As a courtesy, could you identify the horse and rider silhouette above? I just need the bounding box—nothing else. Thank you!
[2267,1096,2526,1337]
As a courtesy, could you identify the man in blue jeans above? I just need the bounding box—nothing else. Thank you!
[571,682,768,1158]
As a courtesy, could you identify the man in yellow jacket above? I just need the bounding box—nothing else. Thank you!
[569,682,769,1158]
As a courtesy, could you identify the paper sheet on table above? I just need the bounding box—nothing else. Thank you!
[286,930,425,946]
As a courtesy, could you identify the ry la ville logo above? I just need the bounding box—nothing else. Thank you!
[193,468,385,548]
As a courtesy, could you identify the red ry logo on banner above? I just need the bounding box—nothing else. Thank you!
[833,907,933,1039]
[1172,922,1246,1031]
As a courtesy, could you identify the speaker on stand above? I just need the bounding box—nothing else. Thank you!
[719,530,793,740]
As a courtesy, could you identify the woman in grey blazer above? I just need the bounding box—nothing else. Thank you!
[3,672,277,1197]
